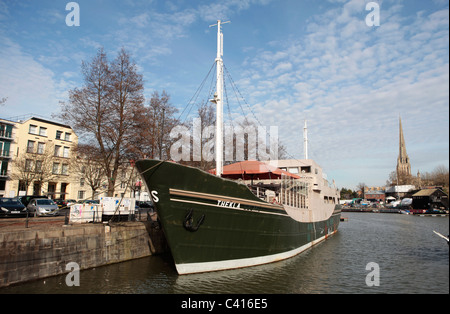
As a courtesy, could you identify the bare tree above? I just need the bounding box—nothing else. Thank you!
[181,102,216,171]
[60,47,145,196]
[431,165,449,187]
[72,144,105,199]
[10,155,37,195]
[128,90,179,160]
[357,182,366,199]
[11,142,64,196]
[387,170,414,186]
[420,165,449,188]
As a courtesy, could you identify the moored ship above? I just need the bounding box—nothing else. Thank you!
[135,21,341,275]
[136,158,341,275]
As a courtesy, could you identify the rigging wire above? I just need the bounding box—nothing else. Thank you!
[224,64,263,127]
[176,61,216,125]
[177,60,313,169]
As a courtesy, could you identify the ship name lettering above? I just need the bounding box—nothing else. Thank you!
[151,190,159,203]
[217,200,241,209]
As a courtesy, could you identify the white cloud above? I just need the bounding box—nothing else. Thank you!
[234,3,449,188]
[0,36,63,119]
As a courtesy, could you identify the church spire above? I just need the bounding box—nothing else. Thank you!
[396,116,411,178]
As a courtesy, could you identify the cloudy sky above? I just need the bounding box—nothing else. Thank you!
[0,0,448,189]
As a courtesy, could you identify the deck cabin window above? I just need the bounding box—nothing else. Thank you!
[300,166,311,173]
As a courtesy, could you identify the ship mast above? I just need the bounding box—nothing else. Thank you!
[303,120,308,160]
[210,20,229,176]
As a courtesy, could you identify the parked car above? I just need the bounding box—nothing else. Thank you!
[81,199,100,205]
[17,195,42,207]
[66,199,77,206]
[27,198,59,217]
[54,198,77,208]
[0,197,28,217]
[136,201,153,209]
[54,198,67,208]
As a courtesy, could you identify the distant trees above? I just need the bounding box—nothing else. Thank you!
[386,165,449,190]
[340,188,358,200]
[387,170,413,186]
[419,165,449,188]
[356,182,366,199]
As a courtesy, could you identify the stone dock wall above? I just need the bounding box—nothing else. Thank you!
[0,221,166,288]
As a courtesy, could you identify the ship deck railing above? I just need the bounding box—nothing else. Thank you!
[246,175,310,209]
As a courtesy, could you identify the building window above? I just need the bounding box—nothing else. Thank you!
[35,160,43,173]
[54,145,61,157]
[78,191,85,200]
[39,127,47,137]
[80,177,85,187]
[0,141,10,157]
[0,124,13,138]
[37,142,45,154]
[61,164,68,175]
[27,140,35,153]
[64,133,71,141]
[52,162,60,174]
[25,159,33,172]
[29,125,37,134]
[63,147,70,158]
[0,160,8,176]
[18,181,27,192]
[56,131,63,139]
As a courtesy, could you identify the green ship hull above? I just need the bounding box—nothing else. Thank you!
[136,159,341,274]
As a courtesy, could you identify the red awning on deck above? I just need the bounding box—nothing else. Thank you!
[209,160,300,180]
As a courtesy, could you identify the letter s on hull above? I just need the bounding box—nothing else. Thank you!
[151,190,159,203]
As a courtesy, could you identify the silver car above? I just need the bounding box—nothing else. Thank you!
[27,198,59,217]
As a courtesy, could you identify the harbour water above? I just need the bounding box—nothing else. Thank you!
[1,212,448,294]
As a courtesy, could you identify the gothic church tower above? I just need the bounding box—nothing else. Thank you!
[396,117,411,178]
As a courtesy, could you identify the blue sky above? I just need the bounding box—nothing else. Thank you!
[0,0,449,189]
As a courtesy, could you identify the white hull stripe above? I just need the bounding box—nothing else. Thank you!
[169,188,283,210]
[175,230,338,275]
[170,197,290,217]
